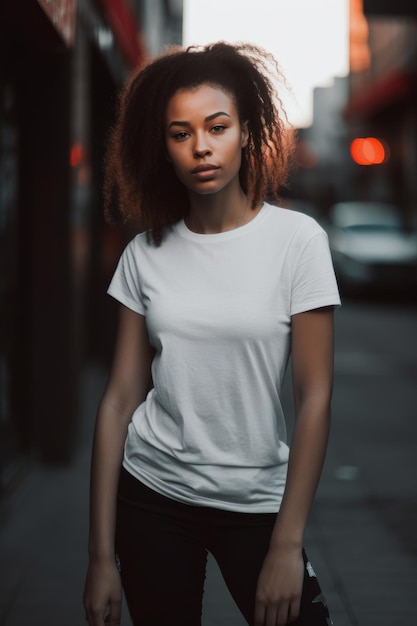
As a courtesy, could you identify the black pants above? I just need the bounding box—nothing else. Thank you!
[115,467,332,626]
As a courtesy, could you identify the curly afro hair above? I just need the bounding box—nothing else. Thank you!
[103,41,295,245]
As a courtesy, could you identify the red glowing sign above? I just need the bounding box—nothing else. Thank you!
[350,137,388,165]
[70,142,85,167]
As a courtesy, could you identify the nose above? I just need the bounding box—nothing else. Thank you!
[193,132,212,158]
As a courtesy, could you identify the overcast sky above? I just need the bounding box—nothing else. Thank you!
[183,0,349,127]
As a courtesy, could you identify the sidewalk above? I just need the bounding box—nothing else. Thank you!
[0,363,416,626]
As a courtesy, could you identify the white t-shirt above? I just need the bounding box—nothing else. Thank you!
[108,202,341,512]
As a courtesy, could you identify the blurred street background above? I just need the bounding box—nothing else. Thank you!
[0,1,416,625]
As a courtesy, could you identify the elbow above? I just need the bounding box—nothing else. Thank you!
[293,385,333,422]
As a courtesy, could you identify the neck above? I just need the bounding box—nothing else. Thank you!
[186,189,250,234]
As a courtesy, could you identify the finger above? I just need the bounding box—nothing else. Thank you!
[84,608,98,626]
[288,597,301,623]
[86,607,105,626]
[254,600,266,626]
[265,606,279,626]
[108,599,122,625]
[276,601,290,626]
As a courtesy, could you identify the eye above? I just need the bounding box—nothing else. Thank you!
[171,131,190,141]
[211,125,226,133]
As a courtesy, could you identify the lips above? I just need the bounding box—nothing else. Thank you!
[191,164,219,174]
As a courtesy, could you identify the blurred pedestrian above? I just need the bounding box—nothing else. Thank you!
[83,41,340,626]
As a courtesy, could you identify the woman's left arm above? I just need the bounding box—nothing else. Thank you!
[254,307,335,626]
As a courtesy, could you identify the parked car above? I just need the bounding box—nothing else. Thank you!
[325,201,417,295]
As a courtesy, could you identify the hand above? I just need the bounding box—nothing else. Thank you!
[83,557,122,626]
[254,546,304,626]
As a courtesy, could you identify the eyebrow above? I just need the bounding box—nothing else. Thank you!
[168,111,231,129]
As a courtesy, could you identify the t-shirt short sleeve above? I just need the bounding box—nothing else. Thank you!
[290,229,341,316]
[107,239,145,315]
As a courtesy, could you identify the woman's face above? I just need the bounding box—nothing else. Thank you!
[164,83,248,197]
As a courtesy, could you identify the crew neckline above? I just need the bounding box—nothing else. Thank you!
[177,202,269,242]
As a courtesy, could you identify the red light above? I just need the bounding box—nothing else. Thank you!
[350,137,387,165]
[70,142,85,167]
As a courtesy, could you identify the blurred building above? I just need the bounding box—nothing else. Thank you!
[290,77,351,216]
[0,0,183,487]
[288,0,417,226]
[344,0,417,226]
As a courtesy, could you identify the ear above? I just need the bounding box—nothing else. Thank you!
[241,121,249,148]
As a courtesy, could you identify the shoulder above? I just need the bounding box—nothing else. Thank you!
[121,229,161,259]
[119,223,184,268]
[263,202,325,240]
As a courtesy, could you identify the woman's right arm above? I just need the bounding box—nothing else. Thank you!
[83,304,154,626]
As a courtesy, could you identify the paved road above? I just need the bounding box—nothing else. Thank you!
[307,296,417,625]
[331,295,417,553]
[1,296,416,625]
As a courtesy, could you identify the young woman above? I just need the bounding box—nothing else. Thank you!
[83,42,340,626]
